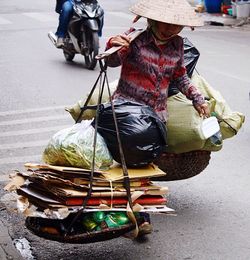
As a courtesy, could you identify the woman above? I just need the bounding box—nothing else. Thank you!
[106,0,209,123]
[105,0,210,235]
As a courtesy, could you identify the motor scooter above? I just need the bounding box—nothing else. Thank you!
[49,0,104,70]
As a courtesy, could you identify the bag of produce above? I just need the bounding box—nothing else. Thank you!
[43,120,113,170]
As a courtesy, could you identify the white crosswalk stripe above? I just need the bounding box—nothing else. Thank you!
[0,11,132,27]
[107,11,133,20]
[0,16,12,25]
[0,140,50,150]
[0,106,73,169]
[0,114,70,127]
[22,12,58,22]
[0,105,67,116]
[0,125,70,138]
[0,155,42,165]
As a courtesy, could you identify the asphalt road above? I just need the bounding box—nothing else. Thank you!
[0,0,250,259]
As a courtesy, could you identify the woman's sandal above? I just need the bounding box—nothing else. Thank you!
[138,222,153,236]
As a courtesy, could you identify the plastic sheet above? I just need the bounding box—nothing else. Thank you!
[95,99,167,167]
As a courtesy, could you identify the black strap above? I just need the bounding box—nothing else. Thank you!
[65,60,133,235]
[102,65,133,210]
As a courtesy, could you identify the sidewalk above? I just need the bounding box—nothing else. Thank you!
[0,220,22,260]
[187,0,250,28]
[0,180,22,260]
[201,12,250,27]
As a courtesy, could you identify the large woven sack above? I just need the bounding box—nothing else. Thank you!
[165,92,222,153]
[191,74,245,140]
[166,92,206,153]
[166,74,245,153]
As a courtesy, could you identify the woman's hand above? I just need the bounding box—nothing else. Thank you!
[133,15,141,23]
[194,102,210,117]
[110,35,131,48]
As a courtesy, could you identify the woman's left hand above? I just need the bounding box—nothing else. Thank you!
[109,35,131,48]
[194,102,210,117]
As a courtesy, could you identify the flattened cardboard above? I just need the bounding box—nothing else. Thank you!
[46,186,168,198]
[24,162,166,181]
[103,164,166,181]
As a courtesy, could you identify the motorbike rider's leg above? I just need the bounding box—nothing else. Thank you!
[55,0,73,48]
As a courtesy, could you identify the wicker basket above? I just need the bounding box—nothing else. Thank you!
[25,215,141,244]
[153,150,211,181]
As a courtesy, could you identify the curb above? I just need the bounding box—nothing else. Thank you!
[0,179,23,260]
[0,219,22,260]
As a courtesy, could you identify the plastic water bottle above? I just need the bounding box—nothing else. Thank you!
[209,112,223,145]
[209,130,222,145]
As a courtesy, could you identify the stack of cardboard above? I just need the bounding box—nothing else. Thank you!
[5,162,174,219]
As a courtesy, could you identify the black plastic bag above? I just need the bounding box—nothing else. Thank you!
[183,37,200,78]
[94,99,167,167]
[168,37,200,97]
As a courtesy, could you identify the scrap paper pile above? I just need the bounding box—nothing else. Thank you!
[5,162,174,219]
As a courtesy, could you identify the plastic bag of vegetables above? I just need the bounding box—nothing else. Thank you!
[42,120,113,170]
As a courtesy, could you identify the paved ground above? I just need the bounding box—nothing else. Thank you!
[0,1,250,260]
[0,184,22,260]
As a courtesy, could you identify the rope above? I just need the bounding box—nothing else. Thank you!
[102,63,133,210]
[109,180,114,209]
[65,62,105,235]
[65,59,134,235]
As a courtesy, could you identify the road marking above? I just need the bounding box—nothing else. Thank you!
[0,140,48,150]
[0,16,12,25]
[199,66,250,84]
[0,105,68,116]
[105,26,133,30]
[0,125,70,138]
[0,155,41,166]
[107,11,133,20]
[0,114,71,127]
[22,12,57,22]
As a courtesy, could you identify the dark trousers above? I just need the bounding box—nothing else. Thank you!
[56,0,73,38]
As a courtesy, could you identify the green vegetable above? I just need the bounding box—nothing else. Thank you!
[43,120,113,170]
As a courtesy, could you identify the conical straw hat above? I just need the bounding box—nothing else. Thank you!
[130,0,204,27]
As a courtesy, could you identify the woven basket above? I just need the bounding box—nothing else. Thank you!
[153,150,211,181]
[25,216,141,244]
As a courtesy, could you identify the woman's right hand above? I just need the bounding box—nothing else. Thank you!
[110,35,131,48]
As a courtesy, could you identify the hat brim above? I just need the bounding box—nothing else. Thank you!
[129,0,204,27]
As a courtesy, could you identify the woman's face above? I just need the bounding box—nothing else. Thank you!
[154,22,184,40]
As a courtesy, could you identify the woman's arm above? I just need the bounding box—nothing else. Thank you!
[105,29,135,67]
[173,38,209,117]
[175,73,209,117]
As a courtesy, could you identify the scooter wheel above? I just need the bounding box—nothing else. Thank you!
[63,51,75,62]
[84,31,99,70]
